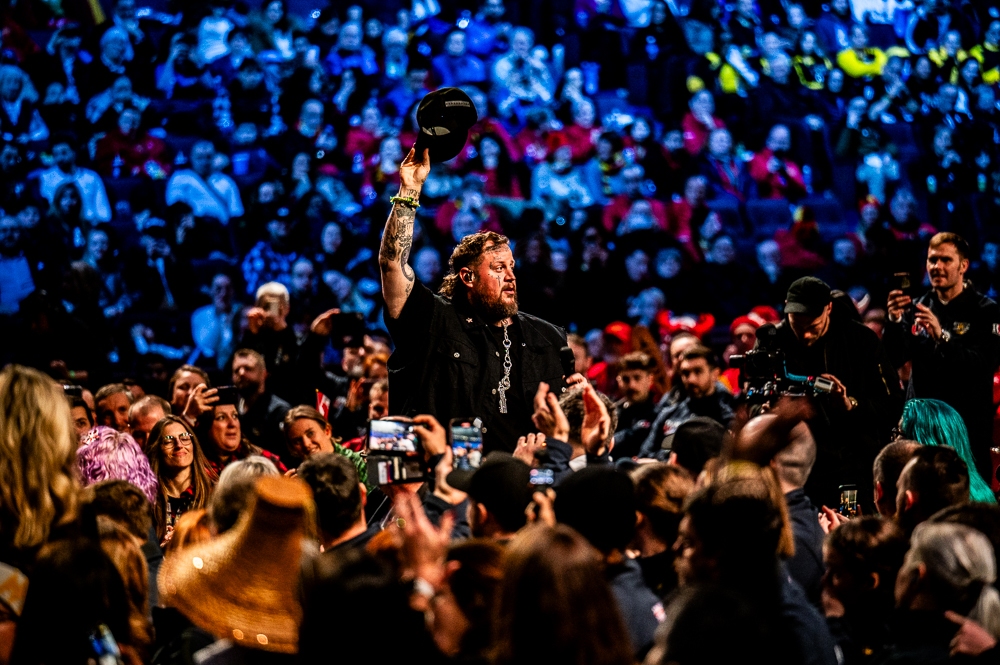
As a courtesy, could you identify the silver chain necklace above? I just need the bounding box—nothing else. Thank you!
[498,322,512,413]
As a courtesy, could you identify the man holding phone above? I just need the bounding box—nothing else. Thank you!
[380,145,581,453]
[885,232,1000,479]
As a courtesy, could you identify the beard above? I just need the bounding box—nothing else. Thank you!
[470,285,519,323]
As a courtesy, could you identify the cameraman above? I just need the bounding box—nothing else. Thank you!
[753,277,900,506]
[885,232,1000,480]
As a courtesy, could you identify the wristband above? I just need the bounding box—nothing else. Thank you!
[390,195,420,209]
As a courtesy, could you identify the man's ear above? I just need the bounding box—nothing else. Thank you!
[359,482,368,508]
[903,489,916,512]
[475,502,489,525]
[667,451,679,466]
[874,481,883,504]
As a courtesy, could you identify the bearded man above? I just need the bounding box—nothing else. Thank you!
[380,148,577,452]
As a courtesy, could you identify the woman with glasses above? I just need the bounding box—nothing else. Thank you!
[197,402,287,482]
[147,415,214,546]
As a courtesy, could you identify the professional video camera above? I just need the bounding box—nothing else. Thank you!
[729,349,835,404]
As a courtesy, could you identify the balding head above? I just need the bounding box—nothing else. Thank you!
[771,422,816,491]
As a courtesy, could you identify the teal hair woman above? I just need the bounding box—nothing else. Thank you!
[899,399,997,504]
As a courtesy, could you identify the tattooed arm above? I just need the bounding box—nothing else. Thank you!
[381,147,431,319]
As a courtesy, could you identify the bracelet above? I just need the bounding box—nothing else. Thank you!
[390,195,420,209]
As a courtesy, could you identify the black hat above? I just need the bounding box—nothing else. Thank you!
[785,276,832,316]
[554,466,636,554]
[448,452,532,532]
[414,87,478,164]
[671,417,727,475]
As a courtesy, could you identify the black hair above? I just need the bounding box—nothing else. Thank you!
[297,452,363,540]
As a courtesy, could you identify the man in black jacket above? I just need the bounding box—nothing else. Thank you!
[380,148,576,453]
[754,277,901,506]
[885,232,1000,480]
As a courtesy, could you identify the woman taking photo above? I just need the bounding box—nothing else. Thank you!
[147,415,213,547]
[198,401,286,480]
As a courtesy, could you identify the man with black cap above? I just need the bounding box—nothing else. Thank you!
[555,466,664,659]
[753,276,900,506]
[447,452,533,541]
[380,88,578,453]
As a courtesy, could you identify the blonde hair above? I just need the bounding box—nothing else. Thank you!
[0,365,80,557]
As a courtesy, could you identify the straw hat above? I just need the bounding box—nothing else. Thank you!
[158,475,314,653]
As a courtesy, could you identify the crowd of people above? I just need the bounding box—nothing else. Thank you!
[5,0,1000,662]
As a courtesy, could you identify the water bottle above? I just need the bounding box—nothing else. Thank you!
[112,154,123,179]
[352,152,365,174]
[802,165,813,194]
[646,36,659,61]
[979,172,988,192]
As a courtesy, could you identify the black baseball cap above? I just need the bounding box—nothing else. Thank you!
[785,277,832,316]
[414,87,478,164]
[671,417,727,475]
[448,452,532,531]
[554,466,636,554]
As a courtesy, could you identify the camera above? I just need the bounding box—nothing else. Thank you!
[729,349,835,404]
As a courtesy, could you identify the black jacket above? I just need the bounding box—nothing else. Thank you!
[612,397,658,460]
[386,281,568,453]
[883,284,1000,456]
[755,317,902,506]
[784,488,825,606]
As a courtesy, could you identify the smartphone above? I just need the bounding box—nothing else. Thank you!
[215,385,241,406]
[265,298,282,317]
[370,455,427,485]
[449,418,484,471]
[368,418,420,453]
[62,383,83,398]
[529,468,555,486]
[838,484,859,517]
[891,272,912,295]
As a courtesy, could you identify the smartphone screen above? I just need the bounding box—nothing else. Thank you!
[368,418,419,453]
[838,484,859,517]
[529,468,555,486]
[892,272,912,294]
[450,418,483,471]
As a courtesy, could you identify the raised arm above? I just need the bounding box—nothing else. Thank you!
[380,147,431,319]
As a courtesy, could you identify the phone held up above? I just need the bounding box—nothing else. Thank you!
[449,418,484,472]
[838,484,859,518]
[367,418,428,486]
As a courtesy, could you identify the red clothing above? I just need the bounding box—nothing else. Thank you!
[94,130,171,179]
[556,123,598,163]
[749,149,807,200]
[467,167,523,199]
[513,126,549,164]
[775,227,826,270]
[587,361,618,397]
[602,195,668,233]
[666,200,706,263]
[344,127,382,160]
[681,112,725,156]
[451,119,521,169]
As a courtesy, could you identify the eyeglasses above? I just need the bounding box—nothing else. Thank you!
[163,432,193,448]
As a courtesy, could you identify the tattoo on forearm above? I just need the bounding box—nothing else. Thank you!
[380,188,420,287]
